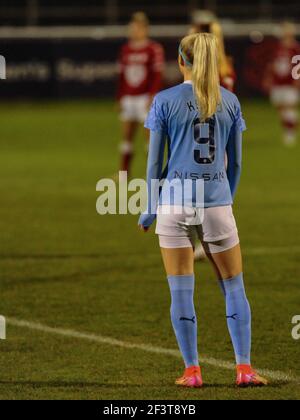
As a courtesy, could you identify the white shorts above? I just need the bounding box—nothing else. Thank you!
[156,205,239,254]
[120,94,149,123]
[271,86,299,107]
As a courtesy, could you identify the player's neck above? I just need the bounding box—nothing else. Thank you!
[129,39,149,48]
[282,38,295,48]
[183,71,192,83]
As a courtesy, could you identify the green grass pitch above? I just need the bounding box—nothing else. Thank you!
[0,99,299,400]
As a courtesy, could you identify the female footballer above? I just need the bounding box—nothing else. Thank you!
[264,22,300,146]
[138,33,268,388]
[116,12,165,180]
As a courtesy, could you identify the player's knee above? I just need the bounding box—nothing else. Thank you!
[221,269,242,281]
[166,263,194,276]
[119,141,133,154]
[280,108,299,126]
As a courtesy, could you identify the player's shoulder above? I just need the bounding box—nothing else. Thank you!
[220,87,243,124]
[148,40,164,52]
[294,41,300,53]
[120,42,130,53]
[154,84,187,104]
[221,86,241,107]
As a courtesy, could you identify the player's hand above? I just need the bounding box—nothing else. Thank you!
[138,213,156,233]
[139,225,149,233]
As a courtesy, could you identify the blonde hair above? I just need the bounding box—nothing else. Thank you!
[189,18,233,84]
[210,22,233,80]
[179,33,221,122]
[131,12,149,26]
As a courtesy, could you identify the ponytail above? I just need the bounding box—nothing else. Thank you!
[179,33,221,122]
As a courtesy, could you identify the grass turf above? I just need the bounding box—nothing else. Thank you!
[0,99,299,400]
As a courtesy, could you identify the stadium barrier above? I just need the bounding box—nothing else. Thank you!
[0,24,299,99]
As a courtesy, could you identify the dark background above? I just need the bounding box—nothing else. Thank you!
[0,1,299,99]
[0,0,299,25]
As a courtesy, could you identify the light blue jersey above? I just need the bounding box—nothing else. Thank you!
[144,81,246,209]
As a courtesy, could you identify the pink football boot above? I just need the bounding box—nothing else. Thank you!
[236,365,268,387]
[175,366,203,388]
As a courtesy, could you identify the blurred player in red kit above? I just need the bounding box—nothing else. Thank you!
[116,12,165,180]
[264,22,300,146]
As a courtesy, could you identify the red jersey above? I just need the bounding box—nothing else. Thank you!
[220,68,236,92]
[117,40,165,100]
[270,41,300,87]
[220,58,236,92]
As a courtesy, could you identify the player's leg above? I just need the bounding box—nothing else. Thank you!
[194,242,206,261]
[157,206,202,387]
[118,96,139,179]
[160,244,203,388]
[271,86,299,146]
[119,120,138,179]
[278,105,299,146]
[160,247,194,276]
[206,243,267,386]
[201,206,267,386]
[203,235,250,359]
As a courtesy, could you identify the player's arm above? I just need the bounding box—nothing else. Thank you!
[138,97,167,231]
[138,129,166,231]
[226,100,246,200]
[226,126,243,200]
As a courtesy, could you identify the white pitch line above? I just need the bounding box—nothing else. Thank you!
[7,317,297,383]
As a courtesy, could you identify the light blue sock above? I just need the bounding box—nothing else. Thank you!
[221,273,251,365]
[168,275,199,368]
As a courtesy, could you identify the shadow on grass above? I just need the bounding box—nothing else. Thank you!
[0,380,143,389]
[0,253,133,260]
[0,380,290,390]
